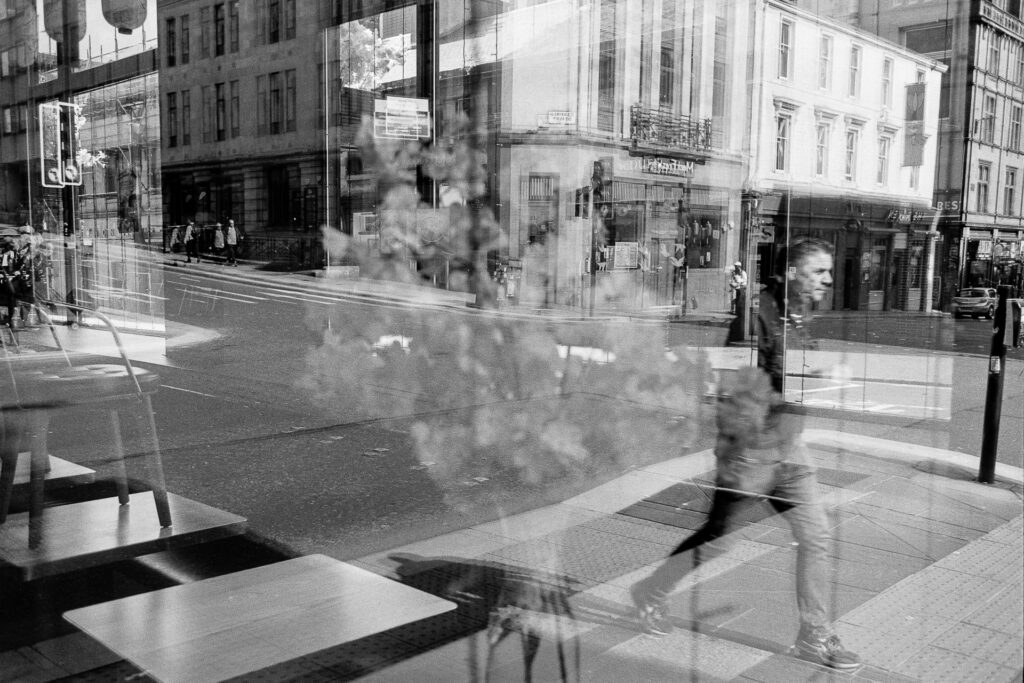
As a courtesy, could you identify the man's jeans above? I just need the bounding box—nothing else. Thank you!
[638,451,832,634]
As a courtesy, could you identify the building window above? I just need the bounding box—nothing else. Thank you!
[779,20,793,80]
[201,85,212,143]
[977,162,991,212]
[200,7,210,58]
[882,57,893,108]
[1017,44,1024,85]
[845,127,859,180]
[712,11,728,123]
[269,71,282,134]
[284,0,296,41]
[909,165,920,190]
[182,89,191,145]
[659,47,674,107]
[256,75,268,135]
[982,95,996,143]
[216,83,226,141]
[285,70,296,131]
[1012,106,1022,149]
[989,31,1001,75]
[815,120,830,176]
[167,92,178,147]
[230,80,240,138]
[818,35,832,90]
[214,4,225,57]
[597,0,616,132]
[165,18,176,67]
[877,135,891,184]
[775,112,792,171]
[1005,167,1017,215]
[229,1,239,52]
[849,45,861,97]
[269,0,281,43]
[180,15,190,64]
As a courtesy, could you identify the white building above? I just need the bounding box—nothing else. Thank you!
[747,0,945,311]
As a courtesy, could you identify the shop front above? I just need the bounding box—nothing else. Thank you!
[963,228,1024,292]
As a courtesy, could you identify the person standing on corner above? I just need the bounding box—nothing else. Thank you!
[729,260,748,314]
[630,237,861,673]
[224,219,240,266]
[184,219,200,264]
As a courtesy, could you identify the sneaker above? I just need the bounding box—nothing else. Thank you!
[630,583,673,636]
[794,631,862,671]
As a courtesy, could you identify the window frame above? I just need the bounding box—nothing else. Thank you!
[181,14,190,64]
[1005,167,1018,215]
[882,57,893,108]
[849,45,862,97]
[844,126,860,181]
[815,120,830,176]
[775,110,792,172]
[818,34,833,90]
[165,17,177,67]
[977,162,991,213]
[877,134,892,185]
[779,19,794,80]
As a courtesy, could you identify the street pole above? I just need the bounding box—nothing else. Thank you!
[978,284,1011,484]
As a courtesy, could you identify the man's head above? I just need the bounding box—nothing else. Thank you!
[776,238,833,304]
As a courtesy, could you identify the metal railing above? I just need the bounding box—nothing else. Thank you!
[629,105,714,153]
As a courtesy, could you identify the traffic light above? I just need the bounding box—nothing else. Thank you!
[60,102,82,186]
[39,102,63,188]
[38,101,81,187]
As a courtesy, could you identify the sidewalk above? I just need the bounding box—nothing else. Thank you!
[345,427,1022,682]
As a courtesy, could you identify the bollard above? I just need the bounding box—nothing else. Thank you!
[978,285,1012,484]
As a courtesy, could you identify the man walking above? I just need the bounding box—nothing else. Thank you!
[224,219,240,266]
[630,238,861,672]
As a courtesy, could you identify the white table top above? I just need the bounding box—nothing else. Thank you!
[64,554,456,682]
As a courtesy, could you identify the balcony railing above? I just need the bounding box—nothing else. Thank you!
[629,105,713,154]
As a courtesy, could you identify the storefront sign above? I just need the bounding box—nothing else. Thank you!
[546,110,576,125]
[374,97,430,140]
[636,156,694,178]
[612,242,639,269]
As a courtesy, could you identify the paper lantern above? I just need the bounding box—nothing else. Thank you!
[102,0,148,35]
[43,0,86,43]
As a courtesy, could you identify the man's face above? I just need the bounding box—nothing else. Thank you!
[788,250,833,303]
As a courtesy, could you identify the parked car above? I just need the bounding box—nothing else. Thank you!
[951,287,997,319]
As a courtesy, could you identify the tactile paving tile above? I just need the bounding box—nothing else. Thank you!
[585,514,684,547]
[964,584,1024,635]
[934,538,1024,583]
[931,622,1024,664]
[843,567,1005,622]
[833,620,930,671]
[894,645,1020,683]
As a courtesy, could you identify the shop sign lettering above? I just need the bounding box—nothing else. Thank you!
[637,156,694,178]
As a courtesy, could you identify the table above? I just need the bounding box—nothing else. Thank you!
[64,554,457,682]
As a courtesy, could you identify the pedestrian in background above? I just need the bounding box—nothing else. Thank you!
[631,238,861,673]
[729,260,748,314]
[213,222,225,257]
[184,220,200,264]
[224,219,240,266]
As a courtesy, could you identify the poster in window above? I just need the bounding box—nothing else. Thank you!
[612,241,639,269]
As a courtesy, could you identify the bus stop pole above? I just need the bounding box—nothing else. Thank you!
[978,285,1011,484]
